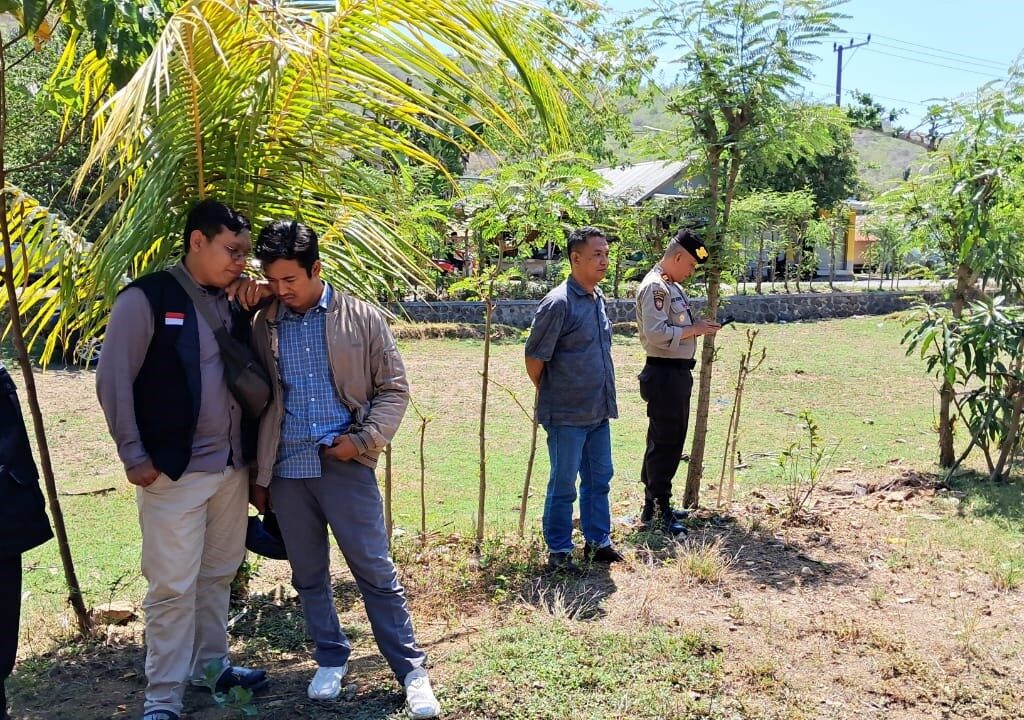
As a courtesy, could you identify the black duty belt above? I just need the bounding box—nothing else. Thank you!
[645,356,696,369]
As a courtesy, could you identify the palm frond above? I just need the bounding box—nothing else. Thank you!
[60,0,577,345]
[1,185,90,361]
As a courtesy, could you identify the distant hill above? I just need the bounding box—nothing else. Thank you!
[623,99,934,198]
[851,129,931,196]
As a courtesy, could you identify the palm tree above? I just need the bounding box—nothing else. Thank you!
[54,0,576,342]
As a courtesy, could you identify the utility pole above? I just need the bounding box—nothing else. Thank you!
[834,34,871,106]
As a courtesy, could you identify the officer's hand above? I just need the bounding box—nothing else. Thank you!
[250,484,270,514]
[126,459,160,487]
[227,277,273,310]
[323,435,360,462]
[698,320,722,336]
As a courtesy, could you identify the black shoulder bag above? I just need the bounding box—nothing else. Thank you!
[169,265,272,418]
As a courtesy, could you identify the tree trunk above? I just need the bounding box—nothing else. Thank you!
[612,242,622,299]
[476,254,503,552]
[517,389,540,538]
[756,234,764,294]
[938,379,956,468]
[418,417,428,537]
[990,343,1024,482]
[684,148,738,508]
[0,40,91,635]
[683,265,720,508]
[828,224,837,291]
[938,262,976,467]
[476,297,492,552]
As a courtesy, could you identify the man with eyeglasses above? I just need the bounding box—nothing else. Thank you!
[97,199,268,720]
[635,227,720,537]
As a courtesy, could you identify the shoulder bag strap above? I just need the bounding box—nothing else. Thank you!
[168,264,227,334]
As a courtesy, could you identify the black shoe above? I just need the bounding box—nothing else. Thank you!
[192,665,269,694]
[639,501,655,526]
[546,551,584,575]
[641,500,688,526]
[661,510,688,538]
[583,543,624,563]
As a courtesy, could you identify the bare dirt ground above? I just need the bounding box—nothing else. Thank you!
[9,470,1023,720]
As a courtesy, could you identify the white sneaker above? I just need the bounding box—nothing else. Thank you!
[403,667,440,719]
[307,664,348,700]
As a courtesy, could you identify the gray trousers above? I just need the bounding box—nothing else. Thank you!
[272,457,425,681]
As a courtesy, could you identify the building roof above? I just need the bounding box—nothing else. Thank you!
[591,160,691,205]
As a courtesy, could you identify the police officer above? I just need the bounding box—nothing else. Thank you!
[635,228,719,535]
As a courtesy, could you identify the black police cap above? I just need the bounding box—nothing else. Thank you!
[673,228,709,263]
[246,511,288,560]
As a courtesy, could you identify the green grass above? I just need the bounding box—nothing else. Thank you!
[445,617,723,719]
[3,314,1019,630]
[388,314,943,537]
[900,475,1024,591]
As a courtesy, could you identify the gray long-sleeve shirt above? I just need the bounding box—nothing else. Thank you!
[524,275,618,427]
[96,262,244,475]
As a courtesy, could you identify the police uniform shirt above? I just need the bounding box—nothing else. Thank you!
[636,263,696,360]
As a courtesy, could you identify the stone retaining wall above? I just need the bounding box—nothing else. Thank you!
[396,289,944,328]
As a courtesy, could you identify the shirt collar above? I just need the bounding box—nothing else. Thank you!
[567,275,603,299]
[278,281,331,320]
[177,260,223,297]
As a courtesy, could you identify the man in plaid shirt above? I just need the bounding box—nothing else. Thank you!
[249,220,439,719]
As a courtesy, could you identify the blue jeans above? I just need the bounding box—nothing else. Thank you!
[542,421,613,553]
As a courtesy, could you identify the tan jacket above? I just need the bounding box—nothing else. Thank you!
[251,287,409,487]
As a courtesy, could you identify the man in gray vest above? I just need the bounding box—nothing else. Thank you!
[635,228,720,536]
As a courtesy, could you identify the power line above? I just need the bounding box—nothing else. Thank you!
[860,47,1006,79]
[871,40,1008,72]
[841,46,860,72]
[853,31,1014,69]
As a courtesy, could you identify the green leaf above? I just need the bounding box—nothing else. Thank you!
[22,0,46,34]
[85,0,114,56]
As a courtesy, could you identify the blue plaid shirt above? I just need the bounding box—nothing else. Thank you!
[274,283,351,478]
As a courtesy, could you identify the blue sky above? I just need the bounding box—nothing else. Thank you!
[603,0,1024,125]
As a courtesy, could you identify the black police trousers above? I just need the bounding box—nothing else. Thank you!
[638,357,694,505]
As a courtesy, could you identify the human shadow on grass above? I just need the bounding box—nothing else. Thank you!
[10,642,416,720]
[621,512,862,591]
[516,562,618,622]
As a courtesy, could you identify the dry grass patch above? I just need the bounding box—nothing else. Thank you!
[672,536,735,585]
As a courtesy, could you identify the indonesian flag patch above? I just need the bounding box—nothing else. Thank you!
[164,312,185,326]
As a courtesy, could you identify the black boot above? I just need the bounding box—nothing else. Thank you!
[639,499,655,527]
[656,498,687,538]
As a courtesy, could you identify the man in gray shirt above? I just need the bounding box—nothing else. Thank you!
[525,226,623,573]
[96,200,267,720]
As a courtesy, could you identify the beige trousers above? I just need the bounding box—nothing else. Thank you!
[136,467,248,715]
